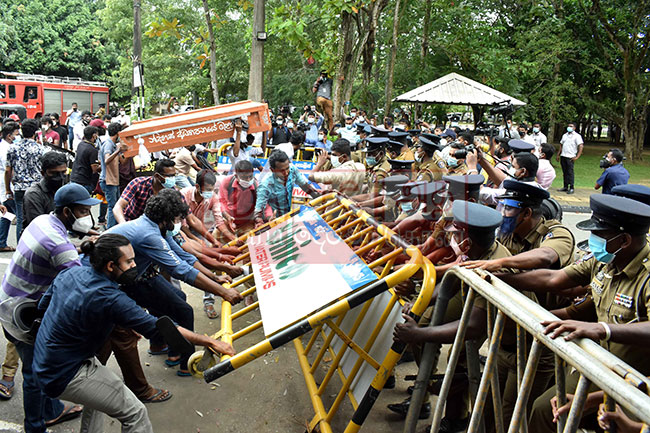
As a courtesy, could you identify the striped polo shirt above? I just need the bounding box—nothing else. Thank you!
[0,213,81,301]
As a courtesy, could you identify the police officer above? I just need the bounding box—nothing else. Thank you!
[354,137,391,198]
[388,131,415,161]
[393,181,447,245]
[387,158,415,180]
[496,194,650,433]
[415,135,447,182]
[507,139,535,154]
[358,175,409,222]
[612,183,650,206]
[390,200,511,425]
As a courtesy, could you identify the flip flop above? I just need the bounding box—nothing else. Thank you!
[45,403,83,427]
[0,246,15,252]
[165,357,181,367]
[176,370,192,377]
[0,379,14,399]
[141,388,172,404]
[147,346,169,356]
[203,303,218,319]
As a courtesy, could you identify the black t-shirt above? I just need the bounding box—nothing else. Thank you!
[271,126,291,146]
[70,140,99,186]
[54,125,68,144]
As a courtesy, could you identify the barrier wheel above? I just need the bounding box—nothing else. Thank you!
[188,351,215,378]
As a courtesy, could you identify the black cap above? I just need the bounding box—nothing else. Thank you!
[388,131,409,144]
[396,181,446,202]
[576,194,650,234]
[451,200,503,234]
[498,179,550,205]
[407,129,422,137]
[379,175,410,196]
[418,136,441,152]
[362,137,389,153]
[355,122,369,132]
[508,139,535,153]
[612,184,650,206]
[369,125,391,137]
[387,159,415,172]
[442,174,484,200]
[395,181,426,202]
[387,140,404,154]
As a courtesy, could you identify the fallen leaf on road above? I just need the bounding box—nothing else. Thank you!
[195,410,203,417]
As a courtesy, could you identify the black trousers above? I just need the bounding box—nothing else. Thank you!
[560,156,575,188]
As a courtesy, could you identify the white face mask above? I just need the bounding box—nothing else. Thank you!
[120,110,125,115]
[287,122,294,129]
[167,222,182,237]
[308,117,315,124]
[238,177,252,188]
[71,214,93,234]
[331,155,342,168]
[318,134,325,141]
[357,116,365,122]
[276,120,283,126]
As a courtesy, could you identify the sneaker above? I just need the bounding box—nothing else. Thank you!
[558,187,568,192]
[387,396,431,419]
[567,188,575,194]
[384,374,396,389]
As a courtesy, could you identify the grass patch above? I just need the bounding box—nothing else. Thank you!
[549,142,650,189]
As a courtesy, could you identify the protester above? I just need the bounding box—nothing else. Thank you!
[174,144,201,188]
[99,122,128,228]
[23,152,68,229]
[114,107,131,126]
[37,116,60,147]
[227,120,264,172]
[269,114,291,146]
[5,118,46,239]
[0,121,20,251]
[308,138,365,196]
[72,110,92,150]
[558,121,583,194]
[70,125,100,195]
[337,116,360,145]
[595,148,630,194]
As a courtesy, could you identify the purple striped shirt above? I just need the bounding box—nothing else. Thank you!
[0,213,80,301]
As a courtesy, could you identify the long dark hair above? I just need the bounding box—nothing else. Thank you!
[81,234,131,272]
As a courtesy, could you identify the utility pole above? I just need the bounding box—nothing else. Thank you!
[133,0,143,119]
[247,0,265,101]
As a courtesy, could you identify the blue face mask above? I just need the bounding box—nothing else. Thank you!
[446,156,459,168]
[366,156,377,166]
[201,191,213,200]
[499,215,518,235]
[588,233,623,264]
[400,202,414,212]
[166,222,182,238]
[162,176,176,189]
[567,127,574,133]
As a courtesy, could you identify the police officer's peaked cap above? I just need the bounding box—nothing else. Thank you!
[452,200,503,234]
[387,159,415,172]
[418,136,442,152]
[355,122,369,131]
[369,125,391,137]
[576,194,650,234]
[379,175,410,196]
[387,140,405,154]
[362,137,389,153]
[442,174,484,199]
[498,179,549,205]
[407,129,422,137]
[396,181,446,202]
[388,131,409,144]
[508,139,535,153]
[612,184,650,206]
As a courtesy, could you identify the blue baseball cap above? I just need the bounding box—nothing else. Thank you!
[54,183,101,208]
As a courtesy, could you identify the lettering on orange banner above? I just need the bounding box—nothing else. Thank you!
[145,121,234,146]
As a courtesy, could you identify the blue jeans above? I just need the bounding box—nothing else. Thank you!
[175,175,193,189]
[14,190,25,241]
[68,126,74,148]
[0,198,16,248]
[100,181,119,228]
[13,340,65,433]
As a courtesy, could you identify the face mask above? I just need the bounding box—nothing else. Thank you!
[446,156,459,168]
[45,173,65,191]
[533,127,540,133]
[366,156,377,167]
[440,138,447,147]
[159,175,176,189]
[70,212,93,234]
[308,118,315,124]
[346,124,353,130]
[287,122,294,129]
[166,222,182,237]
[400,201,414,212]
[201,191,213,200]
[450,234,464,256]
[116,266,138,285]
[499,214,519,235]
[588,233,623,264]
[82,118,90,126]
[415,152,423,162]
[507,166,518,177]
[331,155,342,168]
[120,110,126,115]
[567,127,574,133]
[238,177,252,188]
[41,125,48,132]
[174,105,180,110]
[276,120,283,126]
[318,134,325,141]
[357,116,365,122]
[519,131,526,137]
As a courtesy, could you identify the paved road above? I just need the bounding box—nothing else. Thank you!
[0,211,591,432]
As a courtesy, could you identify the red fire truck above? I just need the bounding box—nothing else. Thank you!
[0,71,109,123]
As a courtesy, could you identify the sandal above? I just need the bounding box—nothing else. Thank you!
[203,303,218,319]
[0,246,15,252]
[176,370,192,377]
[147,346,168,356]
[0,379,14,399]
[141,388,172,403]
[165,357,181,367]
[45,403,83,427]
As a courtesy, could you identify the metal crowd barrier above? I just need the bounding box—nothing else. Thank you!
[188,192,437,433]
[405,266,650,433]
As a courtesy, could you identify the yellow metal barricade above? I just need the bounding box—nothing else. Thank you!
[188,192,436,433]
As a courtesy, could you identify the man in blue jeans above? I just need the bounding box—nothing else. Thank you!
[100,123,128,228]
[0,121,20,251]
[0,183,100,432]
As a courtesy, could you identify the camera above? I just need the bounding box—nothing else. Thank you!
[489,101,515,117]
[454,144,476,160]
[475,122,500,137]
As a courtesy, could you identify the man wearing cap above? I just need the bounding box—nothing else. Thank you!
[390,200,512,425]
[0,183,101,433]
[612,184,650,206]
[496,194,650,433]
[392,182,447,246]
[508,139,535,154]
[445,142,470,176]
[415,135,447,182]
[352,137,391,199]
[70,125,101,195]
[358,175,410,222]
[388,131,415,161]
[309,138,365,197]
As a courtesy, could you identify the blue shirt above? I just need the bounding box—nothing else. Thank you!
[105,215,200,283]
[304,116,324,145]
[254,165,309,218]
[597,163,630,195]
[33,266,159,397]
[67,110,82,127]
[315,139,333,152]
[99,138,116,182]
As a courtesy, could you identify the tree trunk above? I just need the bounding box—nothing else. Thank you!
[333,11,355,125]
[622,93,648,161]
[383,0,401,116]
[247,0,265,101]
[201,0,220,105]
[421,0,431,58]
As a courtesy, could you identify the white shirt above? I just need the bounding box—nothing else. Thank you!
[559,131,584,158]
[0,139,12,202]
[72,122,85,150]
[531,131,547,151]
[536,159,556,190]
[227,145,263,170]
[337,126,360,144]
[114,114,131,126]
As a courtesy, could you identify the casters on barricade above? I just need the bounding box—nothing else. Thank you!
[188,349,216,379]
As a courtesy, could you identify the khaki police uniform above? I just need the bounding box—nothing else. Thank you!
[366,157,391,195]
[447,161,469,176]
[415,156,447,182]
[396,148,415,161]
[499,218,575,269]
[351,150,365,164]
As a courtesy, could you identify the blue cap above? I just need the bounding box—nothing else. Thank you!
[452,200,502,233]
[355,122,369,131]
[362,137,389,153]
[508,139,535,153]
[396,181,446,202]
[363,125,373,135]
[379,175,410,196]
[418,136,441,152]
[498,179,549,204]
[388,131,409,144]
[442,174,484,199]
[54,183,101,208]
[576,194,650,234]
[387,140,405,153]
[612,184,650,206]
[441,129,457,140]
[369,125,391,136]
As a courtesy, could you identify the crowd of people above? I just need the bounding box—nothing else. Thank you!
[0,93,645,433]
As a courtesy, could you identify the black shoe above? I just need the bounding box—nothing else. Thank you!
[558,187,568,192]
[397,350,415,365]
[384,374,396,389]
[567,188,575,194]
[387,397,431,419]
[438,416,469,433]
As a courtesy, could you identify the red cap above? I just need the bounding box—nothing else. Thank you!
[89,119,106,129]
[8,114,19,121]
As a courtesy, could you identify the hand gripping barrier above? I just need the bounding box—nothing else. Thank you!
[404,266,650,433]
[187,192,436,433]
